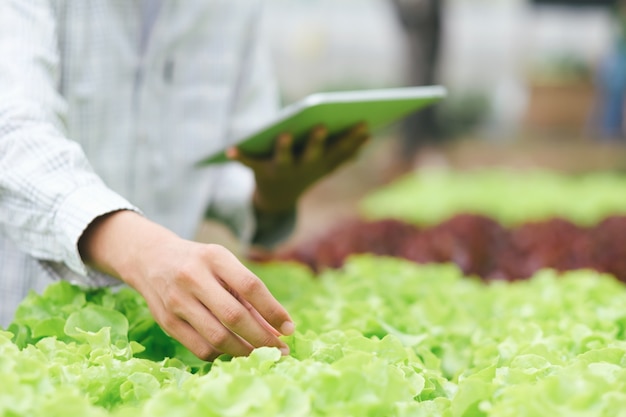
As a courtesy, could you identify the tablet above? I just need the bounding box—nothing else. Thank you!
[198,85,447,164]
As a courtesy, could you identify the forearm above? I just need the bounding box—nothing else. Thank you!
[0,0,139,277]
[0,93,139,277]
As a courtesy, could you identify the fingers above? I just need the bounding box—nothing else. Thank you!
[147,242,294,361]
[226,132,295,169]
[325,122,370,169]
[242,299,283,337]
[152,282,255,360]
[227,122,367,168]
[177,297,256,357]
[302,125,328,162]
[194,275,291,354]
[343,122,369,147]
[159,280,289,361]
[226,147,262,171]
[163,315,222,361]
[221,268,295,337]
[205,247,294,338]
[275,133,294,166]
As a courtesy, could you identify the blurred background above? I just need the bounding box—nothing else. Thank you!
[264,0,622,144]
[201,0,626,254]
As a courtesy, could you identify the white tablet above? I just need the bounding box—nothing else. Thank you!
[198,85,447,164]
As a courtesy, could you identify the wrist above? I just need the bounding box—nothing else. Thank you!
[252,204,297,249]
[78,210,177,286]
[252,188,297,215]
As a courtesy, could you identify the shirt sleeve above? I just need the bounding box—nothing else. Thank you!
[208,2,295,249]
[0,0,139,283]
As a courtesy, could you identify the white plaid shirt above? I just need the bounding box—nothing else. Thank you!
[0,0,281,325]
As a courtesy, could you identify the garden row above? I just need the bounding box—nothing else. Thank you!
[276,169,626,281]
[3,256,626,416]
[276,214,626,281]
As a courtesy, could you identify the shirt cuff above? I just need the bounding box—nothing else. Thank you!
[53,183,140,278]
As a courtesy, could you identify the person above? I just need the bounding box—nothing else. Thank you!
[596,0,626,140]
[389,0,444,161]
[0,1,369,361]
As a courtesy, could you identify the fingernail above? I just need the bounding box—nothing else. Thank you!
[226,147,237,159]
[279,345,290,356]
[280,321,295,335]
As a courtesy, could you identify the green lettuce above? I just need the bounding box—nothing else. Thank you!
[3,255,626,415]
[360,168,626,226]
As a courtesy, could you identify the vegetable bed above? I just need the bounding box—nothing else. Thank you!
[277,168,626,281]
[359,169,626,227]
[4,256,626,416]
[276,214,626,281]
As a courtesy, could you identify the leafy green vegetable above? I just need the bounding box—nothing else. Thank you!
[3,255,626,416]
[360,168,626,226]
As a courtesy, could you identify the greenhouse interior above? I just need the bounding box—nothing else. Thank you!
[3,0,626,416]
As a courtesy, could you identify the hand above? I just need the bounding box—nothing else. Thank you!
[78,210,294,361]
[227,122,370,213]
